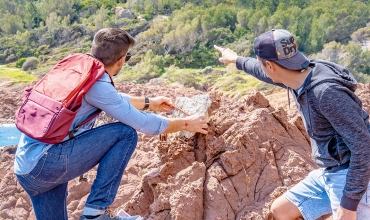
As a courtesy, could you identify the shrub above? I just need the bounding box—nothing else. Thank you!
[5,54,18,64]
[22,57,39,71]
[0,53,7,63]
[16,58,27,68]
[36,45,51,55]
[141,14,153,20]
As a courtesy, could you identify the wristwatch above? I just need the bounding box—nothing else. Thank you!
[143,96,150,110]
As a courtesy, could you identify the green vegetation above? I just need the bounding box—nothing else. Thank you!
[213,73,270,95]
[1,0,370,92]
[15,58,27,68]
[0,65,37,83]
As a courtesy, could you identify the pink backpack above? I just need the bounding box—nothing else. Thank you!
[15,53,107,144]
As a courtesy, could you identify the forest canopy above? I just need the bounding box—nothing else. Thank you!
[1,0,370,83]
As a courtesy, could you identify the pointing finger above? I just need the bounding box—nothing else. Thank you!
[199,128,208,134]
[214,45,225,53]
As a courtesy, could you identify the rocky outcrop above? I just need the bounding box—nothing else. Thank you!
[114,7,134,19]
[1,81,369,219]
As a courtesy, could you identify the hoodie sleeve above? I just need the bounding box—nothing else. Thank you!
[235,57,287,88]
[319,85,370,211]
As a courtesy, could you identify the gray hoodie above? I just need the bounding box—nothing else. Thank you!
[236,56,370,211]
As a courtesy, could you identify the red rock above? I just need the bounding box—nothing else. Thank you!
[2,81,367,220]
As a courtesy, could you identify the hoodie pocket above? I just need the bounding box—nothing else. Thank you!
[328,135,348,163]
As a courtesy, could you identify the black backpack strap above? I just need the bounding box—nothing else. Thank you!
[68,110,102,139]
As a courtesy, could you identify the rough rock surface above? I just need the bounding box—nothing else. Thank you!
[172,94,212,138]
[114,7,134,19]
[1,81,369,220]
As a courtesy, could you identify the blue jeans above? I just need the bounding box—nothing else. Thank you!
[16,122,138,220]
[285,168,370,220]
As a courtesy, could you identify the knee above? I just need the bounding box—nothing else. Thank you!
[271,199,283,219]
[115,123,137,138]
[271,196,299,220]
[125,125,138,142]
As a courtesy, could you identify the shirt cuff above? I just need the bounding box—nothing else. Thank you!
[137,114,169,135]
[155,115,169,135]
[340,194,361,211]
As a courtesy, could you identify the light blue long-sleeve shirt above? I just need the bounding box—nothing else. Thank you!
[14,73,169,175]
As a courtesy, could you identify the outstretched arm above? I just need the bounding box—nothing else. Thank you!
[214,45,286,88]
[214,45,238,65]
[87,78,207,135]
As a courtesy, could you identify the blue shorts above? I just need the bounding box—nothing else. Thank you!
[284,168,370,220]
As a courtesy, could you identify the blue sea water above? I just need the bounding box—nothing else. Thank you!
[0,124,21,147]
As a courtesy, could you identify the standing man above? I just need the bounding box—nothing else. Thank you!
[14,28,208,220]
[215,29,370,220]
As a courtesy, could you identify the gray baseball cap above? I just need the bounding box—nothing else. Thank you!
[254,29,310,70]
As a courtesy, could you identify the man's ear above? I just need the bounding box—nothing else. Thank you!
[116,56,125,67]
[265,60,274,71]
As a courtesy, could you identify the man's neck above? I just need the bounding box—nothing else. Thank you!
[105,66,118,77]
[283,67,312,90]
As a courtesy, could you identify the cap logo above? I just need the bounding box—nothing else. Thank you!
[274,31,298,60]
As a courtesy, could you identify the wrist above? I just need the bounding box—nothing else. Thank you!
[232,55,238,63]
[143,96,150,110]
[340,194,360,211]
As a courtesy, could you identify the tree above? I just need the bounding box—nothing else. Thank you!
[311,41,344,64]
[342,44,370,75]
[45,12,62,33]
[294,7,314,53]
[237,9,254,29]
[306,13,332,54]
[0,13,24,35]
[351,27,370,47]
[248,8,270,35]
[162,22,199,54]
[267,4,301,31]
[94,6,113,30]
[24,2,42,29]
[37,0,78,20]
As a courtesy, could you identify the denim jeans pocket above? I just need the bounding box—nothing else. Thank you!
[16,175,39,196]
[30,152,68,184]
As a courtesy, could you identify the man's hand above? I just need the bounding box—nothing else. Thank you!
[149,96,174,113]
[214,45,239,65]
[336,206,356,220]
[164,114,208,134]
[183,115,208,134]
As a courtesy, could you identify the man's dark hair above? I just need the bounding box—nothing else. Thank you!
[257,56,283,68]
[91,28,135,67]
[257,56,267,66]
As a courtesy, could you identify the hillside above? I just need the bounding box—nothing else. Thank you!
[1,0,370,84]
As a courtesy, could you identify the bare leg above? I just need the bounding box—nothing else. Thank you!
[271,195,302,220]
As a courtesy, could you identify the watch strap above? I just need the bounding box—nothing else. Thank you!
[143,96,150,110]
